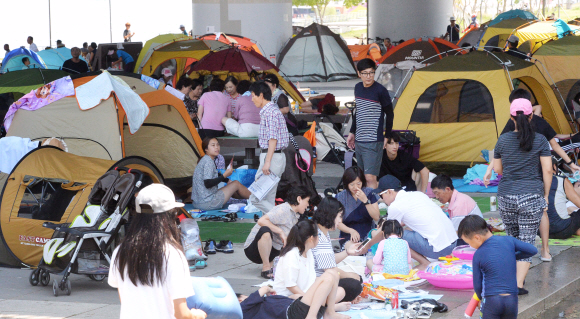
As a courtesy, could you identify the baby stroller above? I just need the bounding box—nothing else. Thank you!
[29,167,145,296]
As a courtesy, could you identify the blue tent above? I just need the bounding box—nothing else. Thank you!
[489,9,538,26]
[0,48,46,73]
[37,48,86,69]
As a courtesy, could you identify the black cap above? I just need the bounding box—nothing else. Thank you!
[372,175,403,195]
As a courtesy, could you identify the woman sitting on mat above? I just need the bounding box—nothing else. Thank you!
[272,219,351,318]
[191,137,251,211]
[243,186,311,279]
[311,197,364,303]
[546,157,580,239]
[336,167,380,248]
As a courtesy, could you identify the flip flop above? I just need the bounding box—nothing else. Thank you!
[540,254,552,262]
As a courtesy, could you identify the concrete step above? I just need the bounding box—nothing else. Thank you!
[433,247,580,318]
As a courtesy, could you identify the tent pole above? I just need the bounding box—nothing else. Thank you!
[109,0,113,43]
[48,0,52,48]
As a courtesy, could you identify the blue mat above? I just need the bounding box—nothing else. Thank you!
[184,204,263,220]
[453,178,498,193]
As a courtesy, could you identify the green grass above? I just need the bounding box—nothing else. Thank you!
[198,221,255,243]
[340,28,367,39]
[474,197,492,213]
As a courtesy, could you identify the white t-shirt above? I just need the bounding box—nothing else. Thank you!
[108,244,194,319]
[387,190,458,252]
[273,247,316,297]
[29,43,38,52]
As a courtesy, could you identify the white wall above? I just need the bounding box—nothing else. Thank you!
[192,0,292,60]
[368,0,453,41]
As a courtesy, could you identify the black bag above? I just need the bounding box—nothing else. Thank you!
[396,130,420,145]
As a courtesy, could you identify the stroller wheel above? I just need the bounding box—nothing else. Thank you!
[52,279,59,297]
[29,269,39,286]
[64,279,72,296]
[88,274,106,281]
[40,270,50,286]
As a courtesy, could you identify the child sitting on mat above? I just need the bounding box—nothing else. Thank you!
[365,215,388,274]
[371,220,413,274]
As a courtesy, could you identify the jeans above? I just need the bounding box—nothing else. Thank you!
[402,230,457,259]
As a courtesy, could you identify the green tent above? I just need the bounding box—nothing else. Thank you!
[0,69,69,95]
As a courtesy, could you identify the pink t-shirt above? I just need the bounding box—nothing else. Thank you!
[448,189,477,219]
[199,91,231,130]
[234,96,261,125]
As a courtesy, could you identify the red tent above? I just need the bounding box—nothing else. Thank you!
[195,33,263,55]
[188,48,304,104]
[377,38,461,65]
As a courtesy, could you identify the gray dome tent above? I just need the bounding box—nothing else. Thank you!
[277,23,357,82]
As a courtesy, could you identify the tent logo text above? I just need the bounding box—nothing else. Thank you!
[180,46,191,50]
[19,235,50,244]
[406,50,424,60]
[251,65,262,70]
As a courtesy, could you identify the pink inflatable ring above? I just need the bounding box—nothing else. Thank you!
[417,260,473,289]
[453,245,477,260]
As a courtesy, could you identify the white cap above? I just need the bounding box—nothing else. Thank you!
[162,68,173,77]
[450,16,456,21]
[180,24,185,28]
[135,184,184,214]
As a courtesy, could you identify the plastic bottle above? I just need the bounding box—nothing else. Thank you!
[464,293,480,317]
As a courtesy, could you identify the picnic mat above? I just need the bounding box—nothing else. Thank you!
[184,204,263,220]
[453,178,498,193]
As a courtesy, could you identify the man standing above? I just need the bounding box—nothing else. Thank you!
[62,47,89,74]
[346,58,393,189]
[123,23,135,42]
[444,17,460,44]
[56,40,65,48]
[180,25,188,36]
[4,44,9,54]
[27,36,38,52]
[504,35,526,59]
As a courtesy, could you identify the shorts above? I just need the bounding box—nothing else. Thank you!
[244,226,281,264]
[480,294,518,319]
[192,190,225,211]
[403,230,457,259]
[549,210,580,239]
[355,141,383,177]
[286,297,326,319]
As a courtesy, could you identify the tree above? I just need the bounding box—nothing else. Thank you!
[293,0,364,25]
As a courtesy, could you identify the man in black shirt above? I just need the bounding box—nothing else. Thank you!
[379,132,430,192]
[504,35,526,59]
[444,17,460,44]
[62,47,89,74]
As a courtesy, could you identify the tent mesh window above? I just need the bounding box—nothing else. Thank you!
[410,80,495,124]
[16,177,83,222]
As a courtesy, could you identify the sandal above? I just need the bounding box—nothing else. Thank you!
[260,269,273,279]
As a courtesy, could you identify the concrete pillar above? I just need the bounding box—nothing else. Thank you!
[368,0,453,41]
[192,0,292,59]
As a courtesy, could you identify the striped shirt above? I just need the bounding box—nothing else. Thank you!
[350,81,393,142]
[494,132,551,196]
[311,228,336,276]
[258,102,289,150]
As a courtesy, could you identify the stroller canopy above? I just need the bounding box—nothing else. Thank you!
[392,50,572,163]
[1,48,46,73]
[188,47,305,104]
[277,23,357,82]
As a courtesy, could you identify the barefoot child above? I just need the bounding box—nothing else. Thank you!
[458,215,538,318]
[273,220,350,319]
[372,220,413,274]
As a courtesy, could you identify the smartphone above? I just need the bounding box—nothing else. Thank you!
[227,157,234,170]
[355,238,371,252]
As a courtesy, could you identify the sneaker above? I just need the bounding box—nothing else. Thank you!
[195,260,207,269]
[216,240,234,253]
[203,240,216,255]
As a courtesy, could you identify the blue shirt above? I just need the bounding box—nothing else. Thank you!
[350,81,393,143]
[117,50,134,64]
[473,235,537,299]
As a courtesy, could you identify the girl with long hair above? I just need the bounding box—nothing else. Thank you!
[493,98,552,295]
[272,219,349,319]
[108,184,206,319]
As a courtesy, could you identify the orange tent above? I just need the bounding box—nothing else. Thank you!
[196,33,263,55]
[348,43,382,63]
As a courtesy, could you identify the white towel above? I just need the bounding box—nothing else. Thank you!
[0,136,39,173]
[75,71,149,134]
